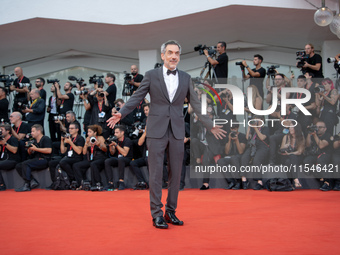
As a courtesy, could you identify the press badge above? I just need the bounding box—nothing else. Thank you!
[118,154,123,158]
[1,152,4,159]
[98,112,105,118]
[68,150,73,157]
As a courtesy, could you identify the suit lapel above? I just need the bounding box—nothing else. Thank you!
[157,68,170,102]
[172,70,184,103]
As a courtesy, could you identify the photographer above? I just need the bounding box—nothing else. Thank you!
[244,85,263,120]
[315,78,338,135]
[303,121,332,191]
[22,89,45,130]
[47,122,85,189]
[240,115,270,190]
[279,123,305,189]
[88,88,111,138]
[241,54,266,98]
[10,67,30,113]
[73,125,107,190]
[10,111,29,161]
[204,41,229,79]
[266,73,291,106]
[56,111,81,135]
[0,124,20,191]
[104,125,133,191]
[47,83,60,142]
[54,81,74,115]
[35,77,47,101]
[104,73,117,107]
[114,99,134,127]
[300,43,324,79]
[128,65,144,94]
[0,87,9,123]
[217,124,248,190]
[15,124,52,192]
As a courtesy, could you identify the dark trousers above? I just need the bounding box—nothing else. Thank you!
[49,156,80,182]
[269,133,284,164]
[104,157,132,183]
[73,158,105,186]
[130,157,148,183]
[280,154,304,179]
[241,146,269,181]
[218,154,243,183]
[0,160,17,185]
[147,127,184,219]
[18,140,28,161]
[16,158,49,183]
[48,114,60,142]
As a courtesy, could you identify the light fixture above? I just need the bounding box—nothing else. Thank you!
[330,2,340,35]
[314,0,334,26]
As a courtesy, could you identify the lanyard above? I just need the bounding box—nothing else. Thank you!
[117,137,124,155]
[69,136,77,151]
[2,135,11,153]
[15,122,22,134]
[98,102,103,112]
[30,98,40,109]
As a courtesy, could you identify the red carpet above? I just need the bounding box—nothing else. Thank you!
[1,189,339,255]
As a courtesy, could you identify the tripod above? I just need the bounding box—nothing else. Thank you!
[199,57,219,84]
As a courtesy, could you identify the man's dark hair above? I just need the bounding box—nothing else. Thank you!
[231,123,239,129]
[0,87,7,95]
[106,73,116,82]
[276,73,285,80]
[297,75,306,81]
[37,77,45,85]
[254,54,263,62]
[115,125,126,133]
[218,41,227,49]
[0,123,11,133]
[69,122,80,130]
[161,40,182,54]
[114,98,125,105]
[142,103,150,110]
[32,124,43,133]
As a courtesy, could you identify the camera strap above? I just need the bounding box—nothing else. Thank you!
[69,136,77,151]
[30,97,41,108]
[15,122,22,134]
[1,135,11,159]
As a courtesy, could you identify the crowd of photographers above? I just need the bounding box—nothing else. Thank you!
[0,43,339,192]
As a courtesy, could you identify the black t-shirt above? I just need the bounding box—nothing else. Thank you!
[312,132,332,155]
[13,76,30,101]
[306,54,323,78]
[0,136,20,162]
[227,132,247,156]
[39,88,47,102]
[14,121,29,137]
[248,67,266,98]
[250,126,270,150]
[112,137,133,158]
[29,136,52,160]
[0,98,9,123]
[132,100,147,123]
[66,120,81,135]
[65,135,85,159]
[59,93,74,115]
[131,74,144,93]
[106,84,117,108]
[214,52,228,79]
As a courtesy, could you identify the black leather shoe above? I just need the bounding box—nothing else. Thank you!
[153,216,168,229]
[333,183,340,191]
[200,185,209,190]
[165,211,184,225]
[232,182,241,190]
[15,182,31,192]
[320,183,332,191]
[242,181,249,190]
[30,178,39,189]
[0,184,6,191]
[253,183,264,190]
[224,182,235,190]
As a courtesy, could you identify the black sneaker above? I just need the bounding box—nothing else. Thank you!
[242,181,249,190]
[224,182,235,190]
[45,183,54,190]
[30,178,39,189]
[15,182,31,192]
[104,183,115,191]
[179,184,185,191]
[253,183,264,190]
[232,182,241,190]
[320,183,332,191]
[91,182,104,191]
[333,183,340,191]
[200,185,209,190]
[134,182,147,190]
[118,181,125,190]
[0,184,6,191]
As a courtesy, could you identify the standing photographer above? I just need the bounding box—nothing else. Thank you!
[241,54,266,98]
[15,124,52,192]
[22,89,45,130]
[301,43,324,79]
[10,67,30,113]
[35,78,47,102]
[204,41,229,79]
[104,73,117,107]
[0,87,9,123]
[0,124,20,191]
[47,83,59,142]
[128,65,144,94]
[54,81,74,115]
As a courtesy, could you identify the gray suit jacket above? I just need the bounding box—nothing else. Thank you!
[119,68,213,139]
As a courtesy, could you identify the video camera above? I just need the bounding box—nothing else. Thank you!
[122,71,133,96]
[0,73,14,87]
[68,76,85,87]
[194,44,217,56]
[296,51,309,68]
[89,74,104,88]
[267,65,280,78]
[47,79,60,84]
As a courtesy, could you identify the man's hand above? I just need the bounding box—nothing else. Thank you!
[107,113,122,128]
[242,60,248,67]
[203,49,209,56]
[210,125,227,140]
[22,107,29,114]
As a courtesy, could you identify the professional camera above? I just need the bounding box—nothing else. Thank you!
[54,115,66,121]
[90,136,97,144]
[314,85,325,93]
[267,65,280,78]
[89,74,104,88]
[47,79,60,84]
[18,83,31,89]
[26,133,33,140]
[235,61,245,71]
[61,132,71,139]
[129,121,146,139]
[307,124,318,133]
[194,44,217,56]
[330,132,340,142]
[17,102,28,110]
[279,146,294,154]
[230,131,238,138]
[0,130,4,140]
[74,90,88,96]
[90,182,104,191]
[106,135,118,145]
[327,57,340,74]
[122,71,133,96]
[0,73,14,87]
[25,140,35,148]
[296,50,309,68]
[97,91,105,97]
[68,76,85,87]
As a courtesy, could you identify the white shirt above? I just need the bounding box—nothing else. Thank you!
[163,66,179,102]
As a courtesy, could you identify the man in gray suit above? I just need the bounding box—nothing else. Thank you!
[107,40,226,229]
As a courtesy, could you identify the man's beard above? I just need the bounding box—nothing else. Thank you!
[131,72,137,76]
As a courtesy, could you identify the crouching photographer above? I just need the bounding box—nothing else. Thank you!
[240,115,270,190]
[0,124,21,191]
[15,124,52,192]
[47,122,85,190]
[303,121,332,190]
[279,123,305,189]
